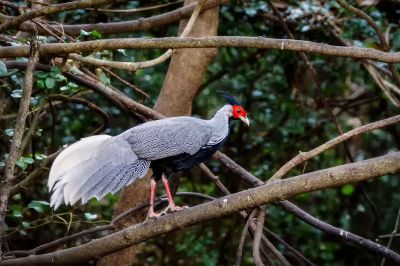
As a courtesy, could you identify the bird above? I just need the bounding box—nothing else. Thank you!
[47,92,249,218]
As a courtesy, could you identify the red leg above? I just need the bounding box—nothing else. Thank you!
[162,174,189,213]
[147,177,164,219]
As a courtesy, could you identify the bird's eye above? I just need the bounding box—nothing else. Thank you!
[237,109,241,113]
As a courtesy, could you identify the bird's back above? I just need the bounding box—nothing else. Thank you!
[117,116,213,161]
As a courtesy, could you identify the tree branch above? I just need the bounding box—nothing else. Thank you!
[0,37,399,63]
[269,114,400,180]
[279,200,400,264]
[0,0,128,33]
[2,152,400,265]
[6,0,225,36]
[0,37,40,256]
[236,209,257,266]
[253,208,266,266]
[70,0,207,72]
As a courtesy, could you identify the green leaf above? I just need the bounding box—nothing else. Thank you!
[15,159,27,170]
[22,221,30,228]
[0,61,7,75]
[90,30,102,39]
[45,77,56,89]
[60,82,78,91]
[80,29,91,36]
[5,128,14,137]
[16,57,28,62]
[84,212,97,220]
[117,49,126,56]
[54,73,67,82]
[36,79,45,89]
[22,157,34,164]
[0,161,5,168]
[11,89,23,98]
[12,210,23,218]
[98,72,110,86]
[341,184,354,196]
[28,200,50,213]
[35,71,48,79]
[35,153,47,160]
[50,66,61,74]
[34,128,42,136]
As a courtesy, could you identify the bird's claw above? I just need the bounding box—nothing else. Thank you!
[165,204,189,213]
[147,205,189,220]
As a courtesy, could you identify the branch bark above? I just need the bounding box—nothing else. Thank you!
[98,1,219,264]
[3,0,225,36]
[0,0,127,33]
[2,152,400,265]
[0,38,40,257]
[0,37,399,63]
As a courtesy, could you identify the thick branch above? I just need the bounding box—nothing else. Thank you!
[2,152,400,265]
[0,37,399,63]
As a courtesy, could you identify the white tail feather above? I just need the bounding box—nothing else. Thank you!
[48,135,111,208]
[48,135,150,210]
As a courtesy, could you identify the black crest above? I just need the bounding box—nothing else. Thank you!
[219,91,241,106]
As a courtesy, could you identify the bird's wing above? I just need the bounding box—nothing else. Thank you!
[118,117,213,161]
[49,136,150,209]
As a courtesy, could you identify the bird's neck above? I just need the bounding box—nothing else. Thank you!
[206,105,231,145]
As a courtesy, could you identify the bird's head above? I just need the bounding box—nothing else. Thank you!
[220,92,250,126]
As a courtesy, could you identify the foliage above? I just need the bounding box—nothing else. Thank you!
[1,0,400,265]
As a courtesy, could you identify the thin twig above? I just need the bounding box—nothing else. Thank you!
[269,114,400,181]
[10,151,60,195]
[20,102,45,154]
[253,207,266,266]
[101,68,150,99]
[280,200,400,263]
[261,235,292,266]
[70,0,207,72]
[47,95,110,135]
[268,0,355,162]
[264,228,317,266]
[0,0,127,32]
[381,208,400,266]
[236,209,257,266]
[85,0,184,13]
[336,0,400,101]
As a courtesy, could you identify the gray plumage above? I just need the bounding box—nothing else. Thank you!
[48,105,234,209]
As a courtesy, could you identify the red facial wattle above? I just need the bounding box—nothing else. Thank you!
[232,105,250,126]
[232,105,247,119]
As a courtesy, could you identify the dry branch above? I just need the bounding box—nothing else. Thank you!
[270,115,400,180]
[5,0,225,36]
[236,209,257,266]
[0,37,399,63]
[253,208,266,266]
[0,38,40,256]
[70,0,207,72]
[279,201,400,263]
[2,152,400,265]
[0,0,127,33]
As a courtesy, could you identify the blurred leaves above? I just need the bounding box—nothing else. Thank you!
[1,1,400,265]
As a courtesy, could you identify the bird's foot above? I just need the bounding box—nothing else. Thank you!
[146,205,189,220]
[147,210,168,220]
[164,204,189,213]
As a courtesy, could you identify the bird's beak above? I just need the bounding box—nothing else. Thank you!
[239,116,250,126]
